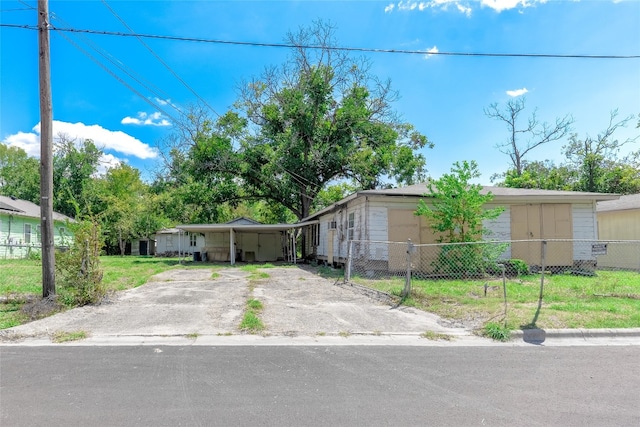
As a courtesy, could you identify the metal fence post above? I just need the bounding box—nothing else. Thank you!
[345,241,352,282]
[403,239,413,298]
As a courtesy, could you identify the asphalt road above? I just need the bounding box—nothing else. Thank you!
[1,346,638,426]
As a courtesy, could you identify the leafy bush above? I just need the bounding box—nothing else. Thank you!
[433,242,510,279]
[56,219,105,306]
[505,259,529,276]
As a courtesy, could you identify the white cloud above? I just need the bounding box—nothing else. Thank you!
[425,45,439,59]
[457,3,472,15]
[506,87,529,97]
[384,0,547,14]
[481,0,544,12]
[121,111,171,127]
[2,131,41,157]
[1,120,158,160]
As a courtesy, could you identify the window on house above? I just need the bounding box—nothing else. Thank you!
[24,224,31,244]
[190,233,197,247]
[36,225,42,243]
[347,212,355,241]
[166,235,173,247]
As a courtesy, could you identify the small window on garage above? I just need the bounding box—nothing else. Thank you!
[347,212,355,241]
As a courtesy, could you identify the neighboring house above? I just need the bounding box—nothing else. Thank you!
[177,217,306,264]
[299,184,619,269]
[131,237,156,256]
[154,228,205,257]
[596,194,640,270]
[0,195,73,259]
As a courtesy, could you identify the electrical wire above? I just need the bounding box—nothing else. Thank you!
[2,23,638,59]
[100,0,219,117]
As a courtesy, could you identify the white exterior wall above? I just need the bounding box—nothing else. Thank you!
[483,204,512,259]
[572,202,598,261]
[156,232,204,255]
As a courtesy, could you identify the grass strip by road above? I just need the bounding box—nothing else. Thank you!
[239,265,268,333]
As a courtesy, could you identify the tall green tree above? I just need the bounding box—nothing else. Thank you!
[98,164,146,255]
[498,160,576,190]
[234,20,431,222]
[53,135,102,218]
[0,144,40,203]
[563,110,639,193]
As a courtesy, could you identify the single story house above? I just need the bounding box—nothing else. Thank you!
[299,184,619,271]
[177,217,312,264]
[0,195,73,259]
[154,227,205,257]
[596,194,640,270]
[131,237,156,256]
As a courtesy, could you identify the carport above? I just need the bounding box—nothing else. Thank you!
[177,219,317,265]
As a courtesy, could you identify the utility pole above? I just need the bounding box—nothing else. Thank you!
[38,0,55,297]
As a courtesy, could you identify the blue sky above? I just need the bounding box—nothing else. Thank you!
[1,0,639,183]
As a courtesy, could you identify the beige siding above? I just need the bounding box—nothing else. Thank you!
[597,209,640,270]
[598,209,640,240]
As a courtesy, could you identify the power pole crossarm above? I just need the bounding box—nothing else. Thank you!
[38,0,55,297]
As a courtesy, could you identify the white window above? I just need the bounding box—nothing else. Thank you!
[347,212,355,241]
[24,224,32,244]
[166,235,173,247]
[190,233,197,247]
[36,225,42,243]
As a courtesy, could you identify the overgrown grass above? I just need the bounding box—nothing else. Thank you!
[349,270,640,330]
[240,310,264,332]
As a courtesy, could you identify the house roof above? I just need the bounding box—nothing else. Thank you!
[597,194,640,212]
[302,184,620,221]
[0,195,73,222]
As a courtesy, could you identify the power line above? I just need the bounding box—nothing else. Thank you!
[2,23,638,59]
[9,3,183,126]
[55,29,181,125]
[100,0,219,117]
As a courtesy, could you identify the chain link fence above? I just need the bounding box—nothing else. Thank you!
[345,239,640,299]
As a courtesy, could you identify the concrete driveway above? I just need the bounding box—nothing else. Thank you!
[1,266,470,342]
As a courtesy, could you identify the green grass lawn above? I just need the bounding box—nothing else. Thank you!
[349,270,640,330]
[0,256,205,329]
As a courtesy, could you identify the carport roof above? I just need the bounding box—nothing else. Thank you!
[176,221,317,233]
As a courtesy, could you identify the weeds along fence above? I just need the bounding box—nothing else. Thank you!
[344,239,640,300]
[0,244,70,260]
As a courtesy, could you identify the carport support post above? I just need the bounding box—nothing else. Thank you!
[229,229,235,265]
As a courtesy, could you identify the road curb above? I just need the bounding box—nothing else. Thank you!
[510,328,640,341]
